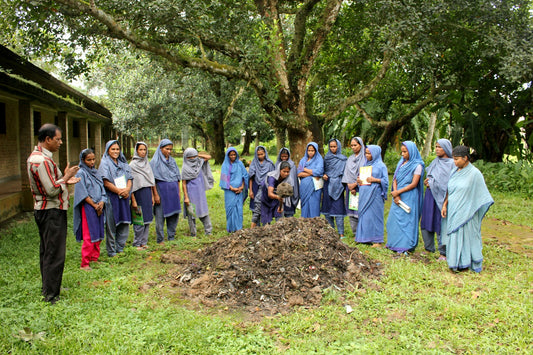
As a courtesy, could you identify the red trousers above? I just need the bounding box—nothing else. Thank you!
[81,205,101,267]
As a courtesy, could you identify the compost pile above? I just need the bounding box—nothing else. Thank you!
[161,217,381,314]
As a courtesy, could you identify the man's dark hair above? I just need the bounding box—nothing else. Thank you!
[37,124,61,143]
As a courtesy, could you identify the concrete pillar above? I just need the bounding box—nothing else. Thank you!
[57,111,69,170]
[94,122,102,165]
[80,118,88,150]
[18,100,34,210]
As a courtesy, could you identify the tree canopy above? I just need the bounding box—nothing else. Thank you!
[2,0,532,161]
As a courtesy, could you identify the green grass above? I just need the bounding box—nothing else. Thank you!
[0,164,531,354]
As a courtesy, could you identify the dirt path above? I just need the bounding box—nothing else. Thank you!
[482,218,533,258]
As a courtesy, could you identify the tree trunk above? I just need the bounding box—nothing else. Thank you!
[274,127,286,152]
[422,112,437,158]
[287,126,314,163]
[241,129,253,156]
[208,117,226,164]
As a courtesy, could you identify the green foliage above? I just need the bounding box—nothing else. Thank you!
[474,160,533,196]
[3,0,532,161]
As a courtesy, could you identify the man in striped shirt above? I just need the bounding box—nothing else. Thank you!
[27,124,80,304]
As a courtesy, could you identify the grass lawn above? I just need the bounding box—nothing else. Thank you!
[0,162,531,354]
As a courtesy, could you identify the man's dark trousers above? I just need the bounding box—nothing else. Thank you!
[34,209,67,303]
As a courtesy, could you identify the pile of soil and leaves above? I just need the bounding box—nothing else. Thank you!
[160,217,382,314]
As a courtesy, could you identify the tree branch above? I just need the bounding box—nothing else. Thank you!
[53,0,253,82]
[296,0,342,90]
[287,0,321,72]
[223,83,249,124]
[324,48,393,121]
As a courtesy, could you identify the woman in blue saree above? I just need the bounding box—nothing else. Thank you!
[321,139,347,237]
[441,146,493,273]
[220,147,249,232]
[386,141,425,253]
[297,142,324,218]
[356,145,389,244]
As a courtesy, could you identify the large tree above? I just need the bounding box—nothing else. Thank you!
[3,0,532,161]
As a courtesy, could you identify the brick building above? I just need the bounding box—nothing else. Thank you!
[0,45,131,223]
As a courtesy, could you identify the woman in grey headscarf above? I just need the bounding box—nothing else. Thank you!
[129,142,156,249]
[421,139,454,259]
[342,137,367,238]
[181,148,214,237]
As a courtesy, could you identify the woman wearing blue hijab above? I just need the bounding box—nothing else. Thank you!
[249,145,275,227]
[421,139,454,259]
[150,139,181,244]
[74,148,106,269]
[297,142,324,218]
[321,139,348,237]
[356,145,389,244]
[220,147,249,232]
[98,140,133,257]
[386,141,425,253]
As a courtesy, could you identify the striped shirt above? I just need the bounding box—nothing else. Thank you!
[27,146,69,210]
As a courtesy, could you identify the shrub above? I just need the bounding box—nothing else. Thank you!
[474,160,533,197]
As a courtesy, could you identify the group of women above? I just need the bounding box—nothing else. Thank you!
[221,137,493,273]
[73,139,213,270]
[73,136,493,274]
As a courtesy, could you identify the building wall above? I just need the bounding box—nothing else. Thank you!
[0,95,21,182]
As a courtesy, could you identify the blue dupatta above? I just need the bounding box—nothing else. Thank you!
[324,139,347,200]
[74,149,106,242]
[298,142,324,217]
[386,141,425,252]
[441,163,493,272]
[150,139,181,182]
[356,145,389,243]
[425,139,454,210]
[248,145,275,186]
